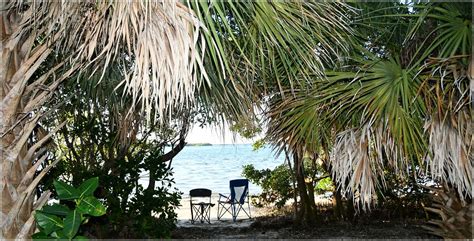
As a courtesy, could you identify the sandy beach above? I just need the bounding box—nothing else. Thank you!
[175,193,265,228]
[172,194,438,239]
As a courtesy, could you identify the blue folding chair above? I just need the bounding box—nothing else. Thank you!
[217,179,251,221]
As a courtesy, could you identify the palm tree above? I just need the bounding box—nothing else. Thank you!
[265,2,472,236]
[1,1,354,238]
[0,1,218,238]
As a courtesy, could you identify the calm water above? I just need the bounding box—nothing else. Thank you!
[144,144,284,196]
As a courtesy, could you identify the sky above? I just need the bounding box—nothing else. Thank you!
[185,124,256,144]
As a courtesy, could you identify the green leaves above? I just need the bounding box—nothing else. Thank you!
[34,177,105,240]
[42,204,70,216]
[54,180,79,200]
[35,211,63,235]
[191,1,355,123]
[63,210,82,239]
[54,177,99,200]
[422,3,471,60]
[77,177,99,198]
[76,196,106,217]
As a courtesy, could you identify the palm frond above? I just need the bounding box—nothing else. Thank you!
[424,114,473,200]
[192,1,355,121]
[323,57,426,159]
[8,1,214,122]
[408,2,471,67]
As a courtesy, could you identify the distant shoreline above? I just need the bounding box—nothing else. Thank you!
[186,143,212,146]
[186,143,253,146]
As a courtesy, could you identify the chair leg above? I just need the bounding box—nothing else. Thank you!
[232,204,236,222]
[206,205,211,224]
[190,201,194,224]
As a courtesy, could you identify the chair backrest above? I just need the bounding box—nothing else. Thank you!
[229,179,248,204]
[190,188,212,197]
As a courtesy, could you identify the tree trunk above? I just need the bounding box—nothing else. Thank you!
[284,148,298,219]
[1,9,41,238]
[294,152,316,224]
[306,180,316,209]
[345,197,355,221]
[1,8,70,239]
[423,185,473,239]
[333,188,343,219]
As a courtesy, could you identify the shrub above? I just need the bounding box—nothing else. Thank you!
[243,164,293,208]
[33,177,106,240]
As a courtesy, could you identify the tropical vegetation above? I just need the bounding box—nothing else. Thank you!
[33,177,106,240]
[0,0,471,239]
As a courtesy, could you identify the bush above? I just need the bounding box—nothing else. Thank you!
[33,177,106,240]
[243,164,294,208]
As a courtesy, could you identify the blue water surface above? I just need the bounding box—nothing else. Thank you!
[165,144,284,195]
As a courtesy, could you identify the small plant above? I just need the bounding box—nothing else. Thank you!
[33,177,106,240]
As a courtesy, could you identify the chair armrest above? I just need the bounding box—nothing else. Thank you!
[218,193,229,201]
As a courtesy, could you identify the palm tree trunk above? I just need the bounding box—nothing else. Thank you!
[1,11,37,238]
[284,149,298,219]
[345,197,355,221]
[293,152,316,224]
[333,188,343,219]
[1,9,68,239]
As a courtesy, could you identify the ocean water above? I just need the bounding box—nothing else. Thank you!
[162,144,284,196]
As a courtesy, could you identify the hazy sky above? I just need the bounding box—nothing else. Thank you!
[186,124,256,144]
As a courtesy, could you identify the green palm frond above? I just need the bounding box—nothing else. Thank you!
[322,57,426,157]
[265,56,428,208]
[408,3,472,66]
[192,1,355,121]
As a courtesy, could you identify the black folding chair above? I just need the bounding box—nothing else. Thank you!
[189,188,214,224]
[217,179,251,222]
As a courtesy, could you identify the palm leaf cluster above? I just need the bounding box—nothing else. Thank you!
[4,0,212,122]
[265,2,472,210]
[192,1,354,122]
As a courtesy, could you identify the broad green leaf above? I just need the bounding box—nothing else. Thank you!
[77,177,99,197]
[51,230,68,239]
[54,180,79,200]
[63,210,82,239]
[76,196,106,216]
[32,232,50,240]
[34,211,63,235]
[74,236,89,240]
[42,204,70,216]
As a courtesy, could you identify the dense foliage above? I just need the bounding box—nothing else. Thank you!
[243,156,333,209]
[33,177,106,240]
[243,164,293,208]
[37,77,186,238]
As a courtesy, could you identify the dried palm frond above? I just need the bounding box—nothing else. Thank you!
[423,185,473,239]
[424,114,473,201]
[5,0,212,122]
[330,124,407,210]
[330,126,377,210]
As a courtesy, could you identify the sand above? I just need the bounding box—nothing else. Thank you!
[175,193,265,228]
[173,195,438,239]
